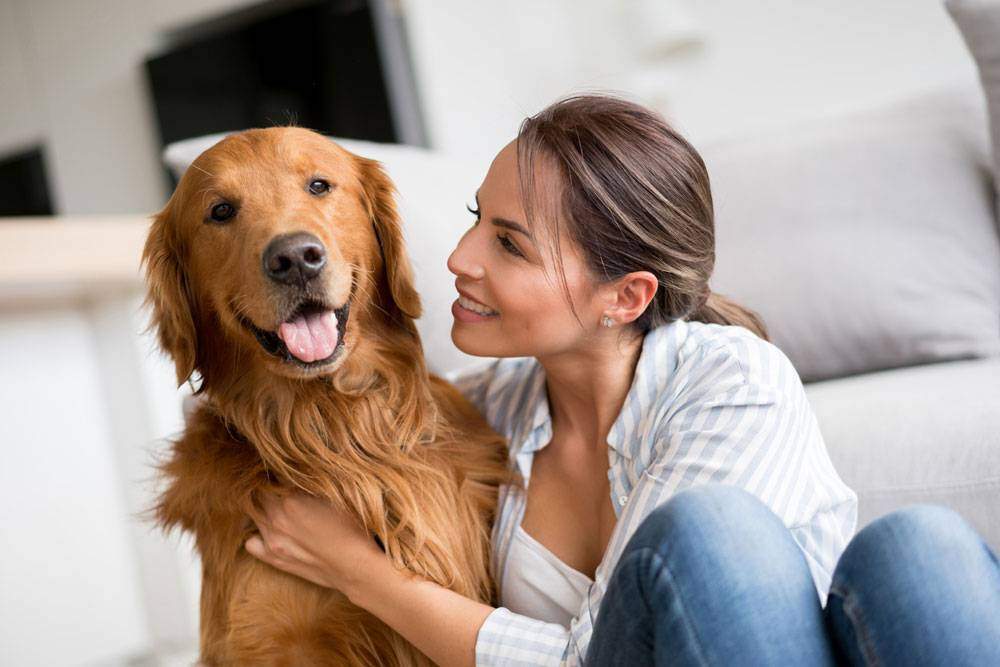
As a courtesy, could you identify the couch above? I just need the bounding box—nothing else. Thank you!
[162,7,1000,555]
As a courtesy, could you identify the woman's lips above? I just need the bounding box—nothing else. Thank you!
[452,298,500,323]
[457,293,497,314]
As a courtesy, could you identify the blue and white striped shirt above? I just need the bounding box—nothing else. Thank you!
[446,318,857,666]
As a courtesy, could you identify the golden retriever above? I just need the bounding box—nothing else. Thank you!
[142,127,513,665]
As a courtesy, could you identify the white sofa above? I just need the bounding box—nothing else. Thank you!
[165,74,1000,553]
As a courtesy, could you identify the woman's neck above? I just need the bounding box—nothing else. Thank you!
[537,331,645,453]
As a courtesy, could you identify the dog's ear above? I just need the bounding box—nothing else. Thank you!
[357,156,422,323]
[142,202,198,387]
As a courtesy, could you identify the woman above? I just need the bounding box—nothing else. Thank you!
[244,95,1000,666]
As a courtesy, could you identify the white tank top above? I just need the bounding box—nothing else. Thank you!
[501,524,594,628]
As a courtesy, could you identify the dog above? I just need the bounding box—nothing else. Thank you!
[142,127,513,665]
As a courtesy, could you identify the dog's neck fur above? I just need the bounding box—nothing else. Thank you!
[194,311,438,501]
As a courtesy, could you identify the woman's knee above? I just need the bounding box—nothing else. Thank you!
[628,485,780,550]
[603,485,835,665]
[826,505,1000,664]
[625,484,807,582]
[855,504,983,551]
[831,504,995,596]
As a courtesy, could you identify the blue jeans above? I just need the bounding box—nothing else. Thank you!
[586,484,1000,666]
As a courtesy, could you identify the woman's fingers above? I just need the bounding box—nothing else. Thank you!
[245,531,316,584]
[245,534,266,558]
[249,497,306,564]
[246,530,289,564]
[239,486,371,591]
[250,487,289,535]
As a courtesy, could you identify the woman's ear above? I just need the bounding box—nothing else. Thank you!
[142,204,198,387]
[356,156,422,324]
[603,270,659,325]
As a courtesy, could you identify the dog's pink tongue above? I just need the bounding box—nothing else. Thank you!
[278,310,338,363]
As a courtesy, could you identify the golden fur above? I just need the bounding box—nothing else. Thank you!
[142,127,515,665]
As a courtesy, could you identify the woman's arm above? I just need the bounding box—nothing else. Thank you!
[244,488,494,667]
[343,554,494,667]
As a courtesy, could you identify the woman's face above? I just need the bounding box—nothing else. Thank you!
[447,140,606,359]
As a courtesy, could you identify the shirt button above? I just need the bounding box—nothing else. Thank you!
[619,495,628,505]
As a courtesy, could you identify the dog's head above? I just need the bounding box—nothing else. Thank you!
[143,127,421,386]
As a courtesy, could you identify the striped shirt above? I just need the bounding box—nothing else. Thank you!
[446,318,857,666]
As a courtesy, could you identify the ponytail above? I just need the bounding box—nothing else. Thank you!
[687,291,770,341]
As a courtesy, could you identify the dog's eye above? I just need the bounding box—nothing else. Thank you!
[308,179,331,196]
[210,203,236,223]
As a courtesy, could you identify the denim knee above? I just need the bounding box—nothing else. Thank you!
[628,484,774,547]
[827,504,1000,665]
[600,484,836,666]
[831,504,995,596]
[623,484,807,581]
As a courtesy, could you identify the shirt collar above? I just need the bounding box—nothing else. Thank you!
[516,362,551,456]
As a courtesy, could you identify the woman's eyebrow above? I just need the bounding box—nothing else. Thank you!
[491,217,533,240]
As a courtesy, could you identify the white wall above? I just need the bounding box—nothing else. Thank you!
[0,0,982,215]
[0,1,43,156]
[661,0,980,143]
[0,0,262,214]
[404,0,980,167]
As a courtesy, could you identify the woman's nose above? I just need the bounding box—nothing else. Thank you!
[447,228,486,280]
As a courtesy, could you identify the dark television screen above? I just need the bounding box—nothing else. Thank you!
[145,0,400,154]
[0,146,54,217]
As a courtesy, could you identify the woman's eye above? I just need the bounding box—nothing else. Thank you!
[308,179,331,195]
[466,203,481,224]
[209,202,236,223]
[497,233,524,258]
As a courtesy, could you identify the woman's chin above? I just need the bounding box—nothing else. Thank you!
[451,323,503,358]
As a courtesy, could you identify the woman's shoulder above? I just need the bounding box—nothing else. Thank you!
[639,319,805,419]
[672,319,802,394]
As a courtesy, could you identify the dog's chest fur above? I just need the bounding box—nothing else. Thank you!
[154,381,509,666]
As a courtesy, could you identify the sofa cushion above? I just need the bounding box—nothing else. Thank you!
[702,87,1000,383]
[947,0,1000,204]
[805,358,1000,551]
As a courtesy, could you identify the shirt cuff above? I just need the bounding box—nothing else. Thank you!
[475,607,572,666]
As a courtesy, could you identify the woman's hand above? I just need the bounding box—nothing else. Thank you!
[246,485,495,667]
[244,487,385,596]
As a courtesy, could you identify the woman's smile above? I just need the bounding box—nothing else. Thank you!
[452,290,500,322]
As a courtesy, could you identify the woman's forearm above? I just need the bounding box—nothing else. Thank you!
[344,555,495,667]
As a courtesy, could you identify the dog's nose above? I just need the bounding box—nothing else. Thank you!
[262,232,327,286]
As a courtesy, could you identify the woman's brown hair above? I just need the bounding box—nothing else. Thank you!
[516,93,769,341]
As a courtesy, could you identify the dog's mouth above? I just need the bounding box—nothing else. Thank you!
[238,299,350,369]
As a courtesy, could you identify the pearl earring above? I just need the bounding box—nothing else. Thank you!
[601,315,614,328]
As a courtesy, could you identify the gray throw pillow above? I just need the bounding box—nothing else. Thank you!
[701,88,1000,383]
[946,0,1000,204]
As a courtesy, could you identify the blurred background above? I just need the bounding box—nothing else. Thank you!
[2,0,997,665]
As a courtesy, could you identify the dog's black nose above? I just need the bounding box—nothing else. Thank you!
[262,232,327,286]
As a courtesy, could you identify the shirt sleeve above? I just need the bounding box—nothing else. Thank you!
[475,606,585,666]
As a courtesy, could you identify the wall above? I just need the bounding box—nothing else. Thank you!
[0,0,982,215]
[0,0,262,214]
[404,0,980,167]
